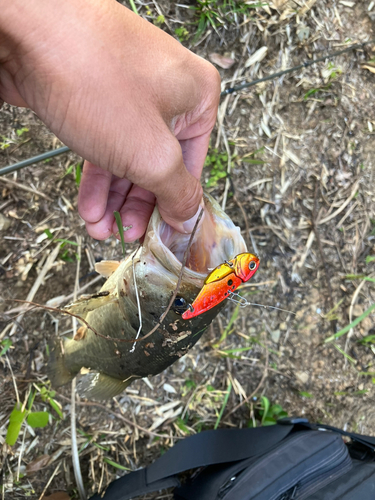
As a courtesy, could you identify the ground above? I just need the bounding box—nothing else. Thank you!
[1,1,375,499]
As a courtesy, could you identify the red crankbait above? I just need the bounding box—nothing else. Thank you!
[182,253,260,320]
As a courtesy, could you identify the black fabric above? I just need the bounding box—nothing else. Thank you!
[147,424,293,483]
[89,419,375,500]
[175,431,352,500]
[89,469,180,500]
[306,458,375,500]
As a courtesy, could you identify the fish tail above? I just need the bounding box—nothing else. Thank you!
[47,337,77,387]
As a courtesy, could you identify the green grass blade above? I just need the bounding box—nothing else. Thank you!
[213,305,240,348]
[333,344,356,364]
[325,303,375,343]
[103,457,131,471]
[114,211,126,258]
[214,383,232,430]
[128,0,138,15]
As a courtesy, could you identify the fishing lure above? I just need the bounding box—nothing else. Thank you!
[182,253,259,320]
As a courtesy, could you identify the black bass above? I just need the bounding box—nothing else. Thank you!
[48,193,246,399]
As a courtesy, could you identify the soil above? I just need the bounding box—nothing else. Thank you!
[1,1,375,499]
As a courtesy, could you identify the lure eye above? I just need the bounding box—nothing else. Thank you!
[249,261,257,271]
[173,296,187,315]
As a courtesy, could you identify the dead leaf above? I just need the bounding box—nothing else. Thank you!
[362,64,375,74]
[26,454,51,473]
[245,47,268,68]
[208,53,236,69]
[44,493,71,500]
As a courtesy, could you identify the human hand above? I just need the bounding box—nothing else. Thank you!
[0,0,220,241]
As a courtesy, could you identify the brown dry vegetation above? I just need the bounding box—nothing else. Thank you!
[1,1,375,499]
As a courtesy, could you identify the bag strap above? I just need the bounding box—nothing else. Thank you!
[89,418,375,500]
[299,420,375,449]
[89,424,294,499]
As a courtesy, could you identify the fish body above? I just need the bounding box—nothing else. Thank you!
[48,193,247,399]
[181,253,259,320]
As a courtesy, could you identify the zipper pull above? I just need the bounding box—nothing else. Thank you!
[278,484,299,500]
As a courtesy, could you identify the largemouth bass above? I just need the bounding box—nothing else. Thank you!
[48,193,247,399]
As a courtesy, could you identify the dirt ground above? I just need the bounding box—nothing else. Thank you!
[1,1,375,499]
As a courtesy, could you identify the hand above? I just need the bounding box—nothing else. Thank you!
[0,0,220,241]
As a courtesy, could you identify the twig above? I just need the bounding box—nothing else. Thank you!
[56,394,182,440]
[225,347,269,418]
[5,354,19,404]
[8,243,61,336]
[38,463,61,500]
[0,176,53,201]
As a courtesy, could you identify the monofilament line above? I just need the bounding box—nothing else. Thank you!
[228,291,295,315]
[130,247,143,353]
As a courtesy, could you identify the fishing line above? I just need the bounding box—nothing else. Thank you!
[227,290,295,315]
[0,39,374,176]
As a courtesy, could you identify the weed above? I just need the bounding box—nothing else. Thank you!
[44,229,79,262]
[114,211,126,258]
[248,396,288,427]
[16,127,29,137]
[154,14,165,26]
[190,1,267,42]
[299,391,313,399]
[175,26,190,42]
[205,149,228,187]
[61,162,82,186]
[304,84,332,100]
[6,389,56,446]
[0,339,12,357]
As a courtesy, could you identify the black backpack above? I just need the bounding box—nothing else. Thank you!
[90,417,375,500]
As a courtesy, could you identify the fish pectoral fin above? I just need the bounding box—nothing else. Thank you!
[76,372,134,400]
[63,288,117,318]
[95,260,121,277]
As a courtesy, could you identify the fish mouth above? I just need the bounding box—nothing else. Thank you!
[146,193,247,283]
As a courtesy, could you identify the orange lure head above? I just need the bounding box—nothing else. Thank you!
[182,253,259,320]
[232,253,260,282]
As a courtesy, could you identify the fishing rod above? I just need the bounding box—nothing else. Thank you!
[0,38,374,177]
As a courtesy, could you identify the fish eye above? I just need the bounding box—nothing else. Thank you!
[249,261,257,270]
[173,296,187,315]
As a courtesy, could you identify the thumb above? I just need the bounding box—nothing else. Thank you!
[156,172,204,234]
[152,138,204,234]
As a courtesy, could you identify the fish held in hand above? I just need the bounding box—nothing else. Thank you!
[47,194,246,400]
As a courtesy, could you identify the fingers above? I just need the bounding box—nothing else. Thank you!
[151,138,203,234]
[79,161,133,240]
[78,161,112,223]
[78,162,155,241]
[111,185,155,242]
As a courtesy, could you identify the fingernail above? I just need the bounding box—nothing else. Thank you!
[182,202,205,234]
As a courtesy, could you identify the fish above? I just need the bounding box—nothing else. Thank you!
[181,253,260,320]
[48,193,247,400]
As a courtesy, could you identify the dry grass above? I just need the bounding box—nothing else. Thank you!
[1,1,375,498]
